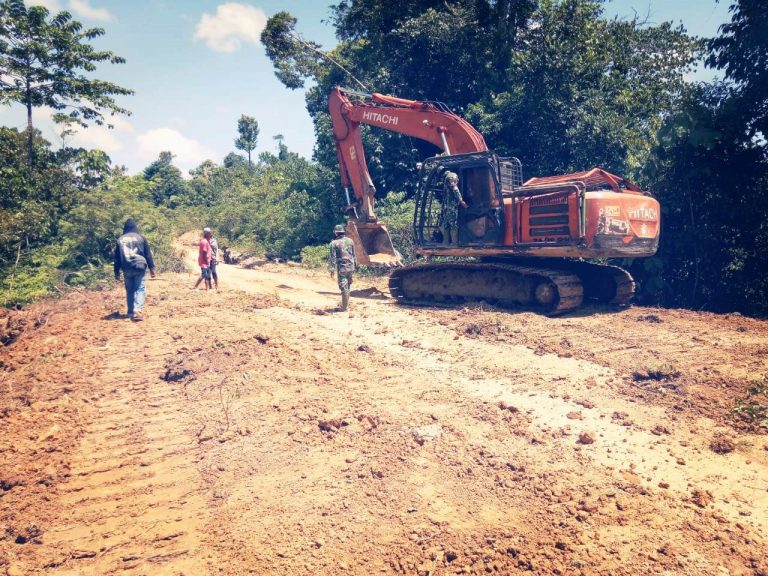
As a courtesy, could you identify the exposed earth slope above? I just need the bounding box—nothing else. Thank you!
[1,239,767,575]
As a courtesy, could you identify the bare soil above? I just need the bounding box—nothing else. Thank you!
[1,237,767,575]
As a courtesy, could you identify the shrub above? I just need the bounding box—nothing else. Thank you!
[300,245,328,269]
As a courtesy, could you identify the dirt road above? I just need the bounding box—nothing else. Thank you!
[2,242,767,575]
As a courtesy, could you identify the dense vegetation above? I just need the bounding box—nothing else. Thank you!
[1,0,766,315]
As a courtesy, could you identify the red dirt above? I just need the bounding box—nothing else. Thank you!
[1,242,767,575]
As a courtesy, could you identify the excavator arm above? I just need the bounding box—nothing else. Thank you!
[328,87,488,266]
[329,86,487,222]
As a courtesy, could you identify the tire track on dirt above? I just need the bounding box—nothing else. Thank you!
[30,307,217,575]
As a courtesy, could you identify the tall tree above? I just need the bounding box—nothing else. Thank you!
[235,115,259,166]
[706,0,768,141]
[143,151,189,208]
[0,0,133,166]
[273,133,288,160]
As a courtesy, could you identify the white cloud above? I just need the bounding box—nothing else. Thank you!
[136,127,216,171]
[68,0,113,22]
[67,116,134,154]
[25,0,63,12]
[194,3,266,53]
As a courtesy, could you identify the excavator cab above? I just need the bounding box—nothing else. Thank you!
[415,152,508,249]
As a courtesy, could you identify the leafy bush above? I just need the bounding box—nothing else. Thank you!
[300,244,328,269]
[1,173,187,307]
[376,191,416,262]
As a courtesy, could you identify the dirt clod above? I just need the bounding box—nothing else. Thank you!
[578,431,596,445]
[318,419,346,432]
[710,434,736,454]
[691,489,714,508]
[498,401,519,413]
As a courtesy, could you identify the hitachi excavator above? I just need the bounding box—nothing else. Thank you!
[329,86,660,314]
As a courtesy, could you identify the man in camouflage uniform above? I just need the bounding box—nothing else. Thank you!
[328,224,357,311]
[442,170,468,245]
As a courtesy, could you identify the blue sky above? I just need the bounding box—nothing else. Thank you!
[1,0,732,175]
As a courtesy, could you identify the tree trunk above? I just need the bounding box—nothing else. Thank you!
[26,100,34,170]
[247,150,252,167]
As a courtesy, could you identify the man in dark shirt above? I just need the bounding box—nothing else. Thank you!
[114,218,156,321]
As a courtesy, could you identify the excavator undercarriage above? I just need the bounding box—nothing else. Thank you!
[388,259,634,315]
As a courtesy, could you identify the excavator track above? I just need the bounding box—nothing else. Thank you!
[388,262,584,315]
[564,261,636,306]
[485,258,636,307]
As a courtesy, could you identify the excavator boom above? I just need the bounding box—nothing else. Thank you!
[329,87,488,266]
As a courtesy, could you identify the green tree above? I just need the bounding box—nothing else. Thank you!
[262,0,699,196]
[235,115,260,166]
[273,133,288,160]
[0,127,77,262]
[143,151,190,208]
[707,0,768,141]
[636,0,768,315]
[0,0,132,165]
[223,152,248,169]
[644,84,768,314]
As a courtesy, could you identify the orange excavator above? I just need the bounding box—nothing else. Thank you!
[329,86,660,314]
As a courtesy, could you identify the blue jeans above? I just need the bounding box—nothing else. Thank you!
[123,270,146,317]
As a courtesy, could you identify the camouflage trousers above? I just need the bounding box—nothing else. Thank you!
[337,273,353,294]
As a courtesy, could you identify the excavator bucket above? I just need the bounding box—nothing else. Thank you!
[346,220,401,268]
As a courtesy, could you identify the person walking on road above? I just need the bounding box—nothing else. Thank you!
[114,218,156,321]
[193,228,213,291]
[328,224,357,311]
[208,229,220,291]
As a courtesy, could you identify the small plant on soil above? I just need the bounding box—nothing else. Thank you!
[731,374,768,430]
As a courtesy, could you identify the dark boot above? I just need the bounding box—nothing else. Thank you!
[341,291,350,311]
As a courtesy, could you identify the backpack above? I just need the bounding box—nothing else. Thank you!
[119,234,147,271]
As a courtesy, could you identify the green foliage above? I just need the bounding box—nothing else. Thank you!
[0,127,81,264]
[468,1,701,178]
[731,374,768,429]
[707,0,768,140]
[205,147,342,259]
[0,244,67,307]
[223,152,247,169]
[376,191,416,262]
[260,11,325,90]
[642,83,768,314]
[143,151,191,208]
[0,0,132,161]
[235,115,260,166]
[299,244,328,268]
[1,161,184,307]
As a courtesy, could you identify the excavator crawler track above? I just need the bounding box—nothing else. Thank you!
[388,262,584,315]
[481,258,636,307]
[569,262,635,306]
